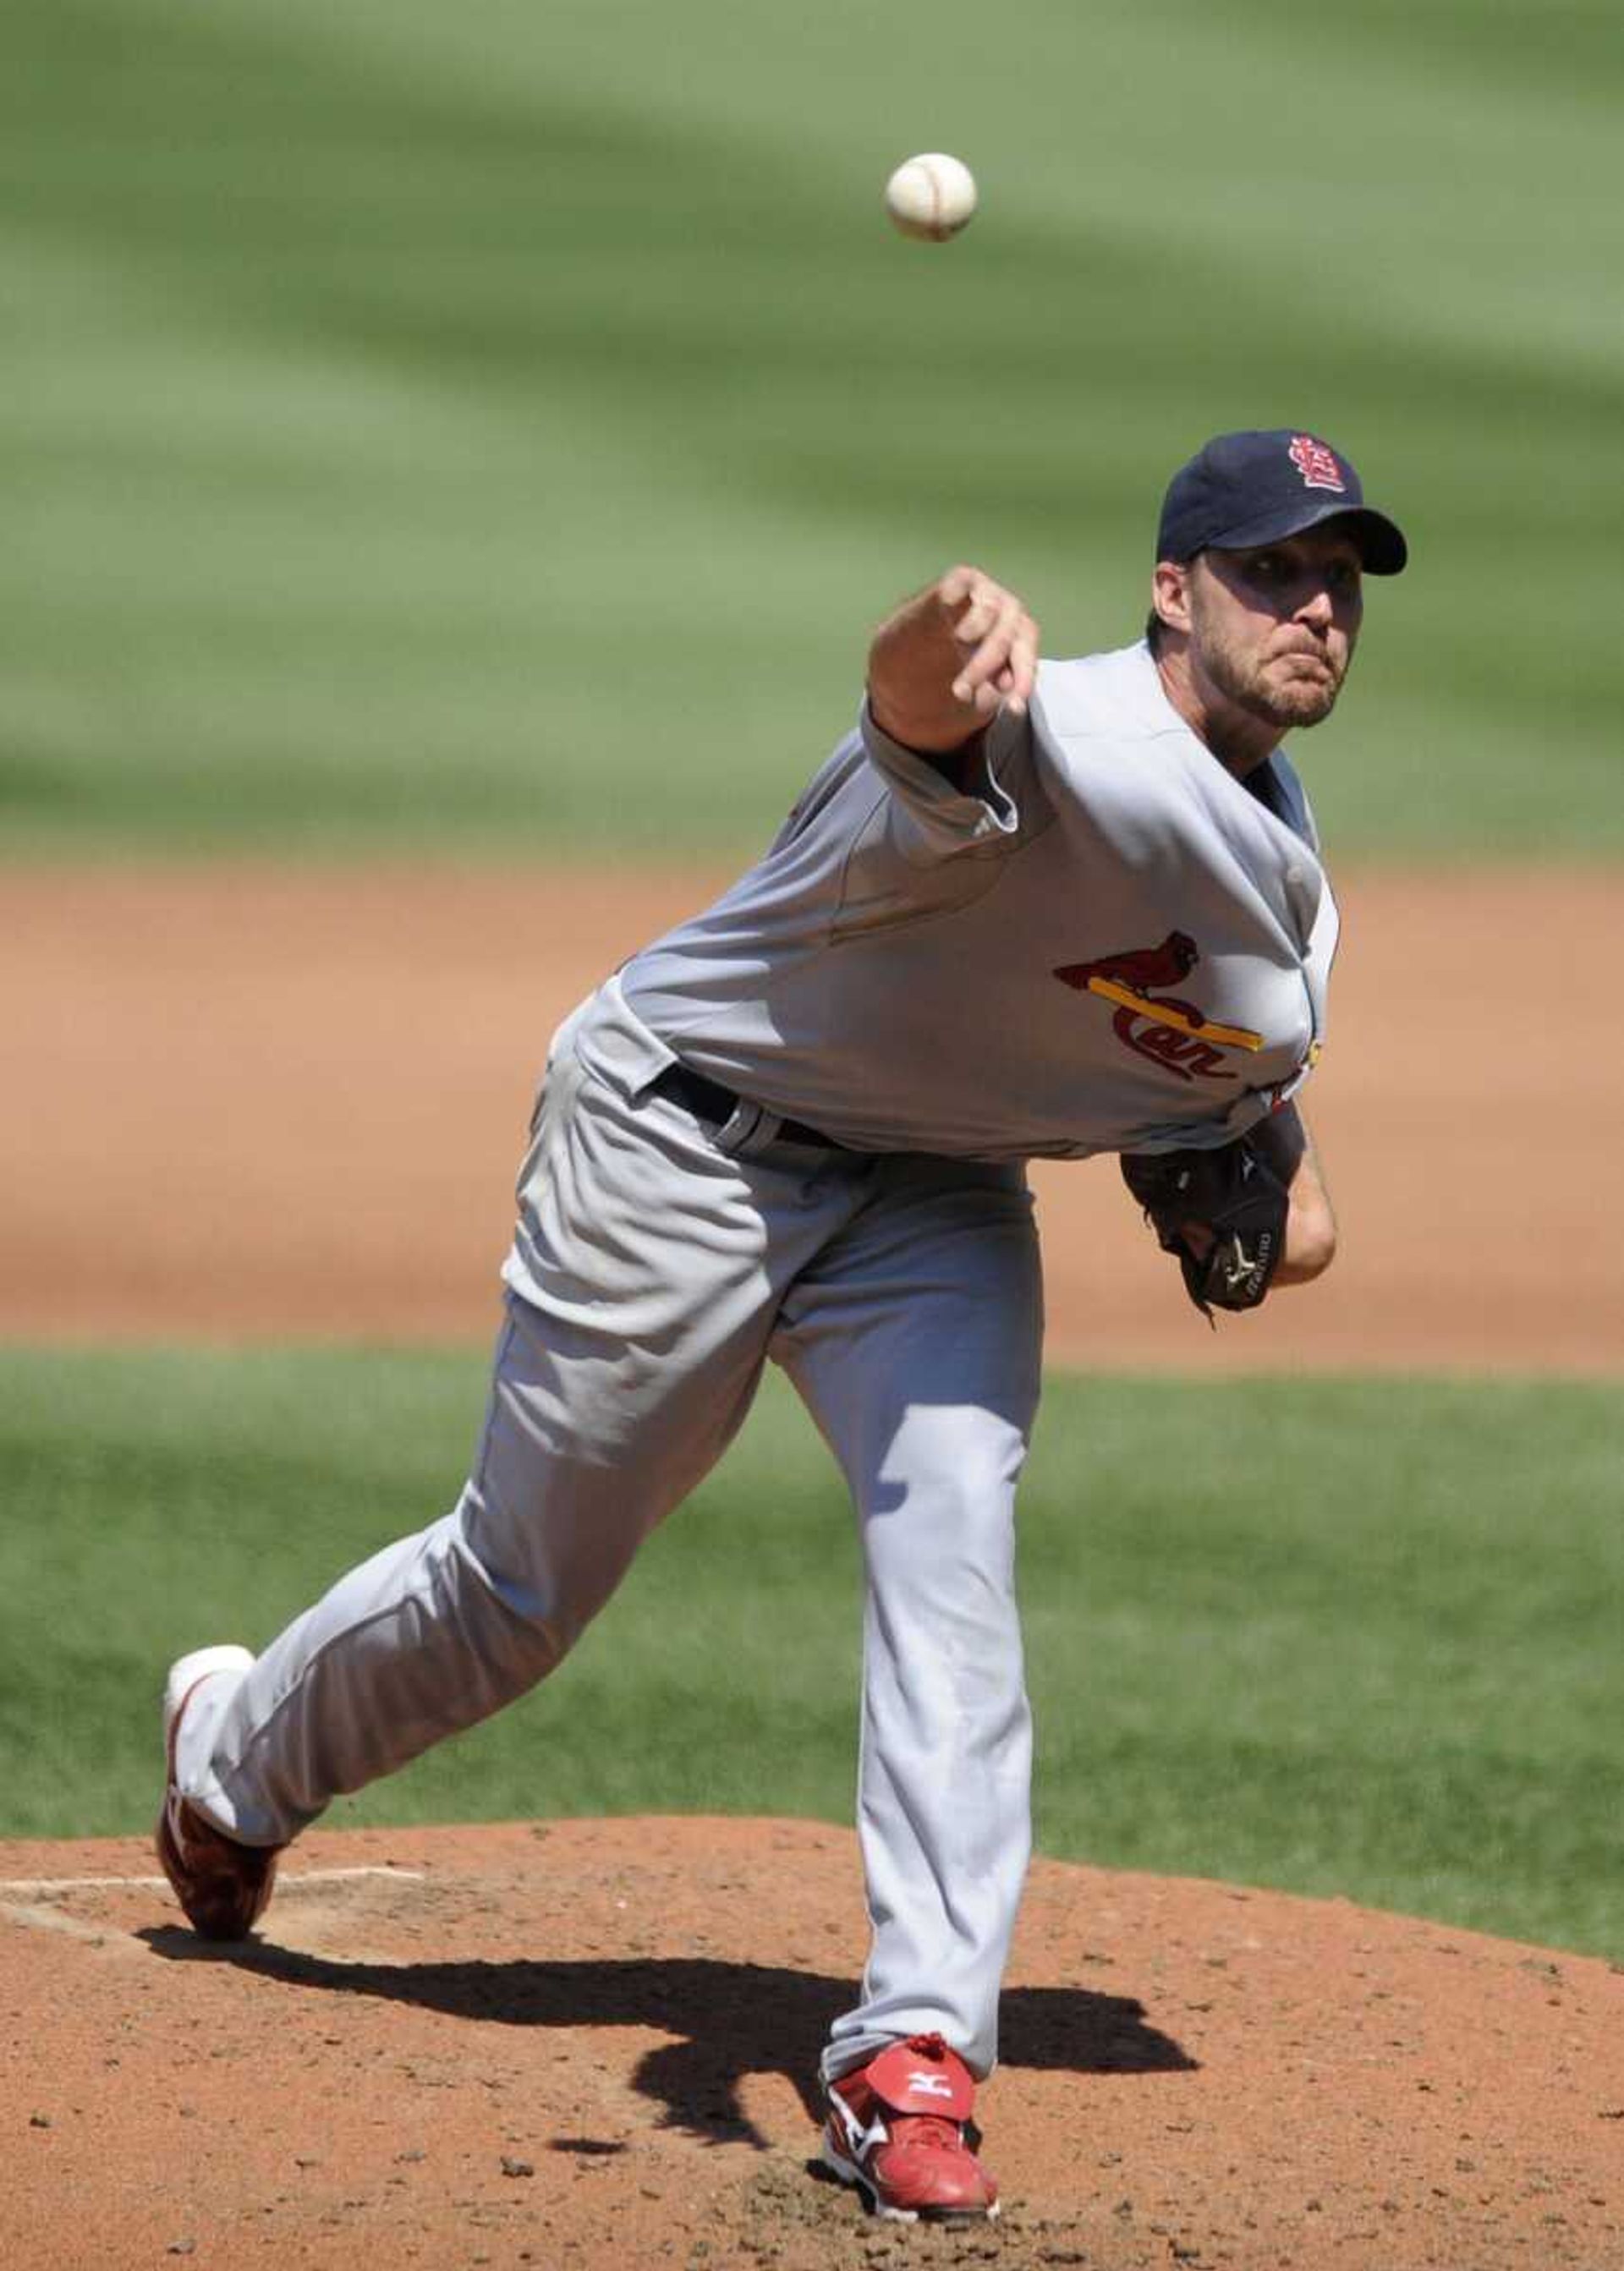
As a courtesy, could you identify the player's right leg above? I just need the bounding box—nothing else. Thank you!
[158,980,849,1929]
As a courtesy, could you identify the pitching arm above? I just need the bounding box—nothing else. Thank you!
[866,565,1039,767]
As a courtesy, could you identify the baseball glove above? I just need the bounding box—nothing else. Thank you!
[1120,1134,1290,1319]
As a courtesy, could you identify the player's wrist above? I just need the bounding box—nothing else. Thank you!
[866,688,988,758]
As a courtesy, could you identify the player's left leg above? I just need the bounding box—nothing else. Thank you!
[771,1153,1043,2218]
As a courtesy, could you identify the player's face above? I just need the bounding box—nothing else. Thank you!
[1186,528,1364,733]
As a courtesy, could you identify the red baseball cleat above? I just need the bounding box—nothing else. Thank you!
[155,1645,280,1940]
[821,2032,999,2222]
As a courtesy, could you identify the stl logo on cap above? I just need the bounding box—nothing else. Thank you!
[1288,435,1346,493]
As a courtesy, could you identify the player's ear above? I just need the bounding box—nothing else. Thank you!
[1151,559,1192,639]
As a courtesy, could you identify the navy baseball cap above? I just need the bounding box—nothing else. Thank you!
[1156,429,1407,575]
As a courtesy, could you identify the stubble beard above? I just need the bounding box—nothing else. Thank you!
[1192,609,1347,736]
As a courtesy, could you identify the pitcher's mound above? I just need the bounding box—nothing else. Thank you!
[3,1816,1619,2269]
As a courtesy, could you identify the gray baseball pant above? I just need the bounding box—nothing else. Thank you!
[175,977,1044,2082]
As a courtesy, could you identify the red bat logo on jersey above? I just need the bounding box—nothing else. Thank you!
[1052,930,1264,1084]
[1288,435,1346,492]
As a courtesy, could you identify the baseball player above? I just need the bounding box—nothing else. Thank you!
[158,429,1405,2223]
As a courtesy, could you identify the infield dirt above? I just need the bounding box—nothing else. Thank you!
[3,863,1622,2268]
[4,863,1622,1368]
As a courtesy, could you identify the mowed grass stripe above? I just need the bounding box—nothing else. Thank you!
[1,1,1621,853]
[3,1347,1618,1959]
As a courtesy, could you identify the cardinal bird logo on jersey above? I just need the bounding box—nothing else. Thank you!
[1053,930,1265,1084]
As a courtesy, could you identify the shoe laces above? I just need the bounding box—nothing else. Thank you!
[888,2110,969,2162]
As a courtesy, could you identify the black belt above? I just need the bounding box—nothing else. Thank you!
[651,1062,843,1150]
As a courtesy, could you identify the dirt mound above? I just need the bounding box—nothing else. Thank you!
[4,1816,1620,2269]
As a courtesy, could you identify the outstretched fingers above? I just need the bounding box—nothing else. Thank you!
[866,563,1041,751]
[941,568,1040,719]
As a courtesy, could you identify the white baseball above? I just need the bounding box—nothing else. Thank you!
[883,151,978,242]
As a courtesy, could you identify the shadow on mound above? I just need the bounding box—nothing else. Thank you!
[142,1934,1194,2148]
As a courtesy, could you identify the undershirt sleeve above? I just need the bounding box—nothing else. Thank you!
[858,699,1024,860]
[1248,750,1322,853]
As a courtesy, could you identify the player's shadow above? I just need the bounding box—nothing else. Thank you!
[141,1933,1194,2148]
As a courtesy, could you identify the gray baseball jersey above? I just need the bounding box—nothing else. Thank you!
[621,639,1335,1159]
[167,633,1338,2096]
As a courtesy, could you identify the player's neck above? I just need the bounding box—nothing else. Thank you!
[1155,650,1279,780]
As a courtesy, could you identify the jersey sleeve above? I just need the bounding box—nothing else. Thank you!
[859,699,1026,862]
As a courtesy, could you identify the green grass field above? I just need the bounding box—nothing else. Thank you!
[4,0,1622,855]
[3,1,1619,1988]
[5,1347,1620,1961]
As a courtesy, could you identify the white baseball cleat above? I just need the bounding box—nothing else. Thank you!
[156,1645,280,1939]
